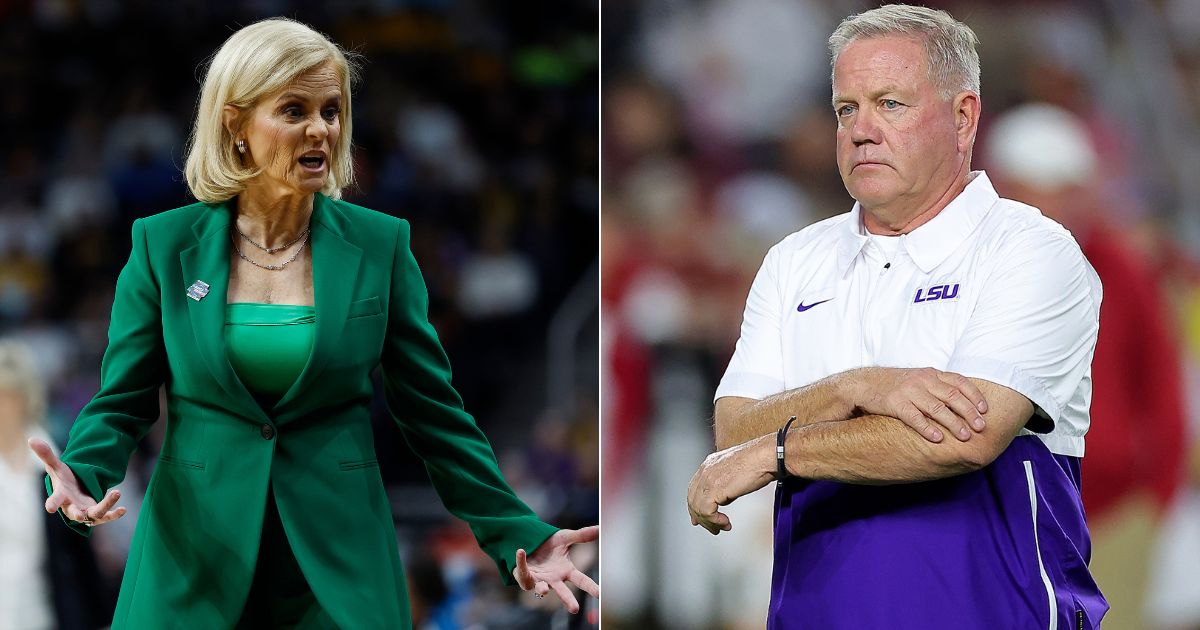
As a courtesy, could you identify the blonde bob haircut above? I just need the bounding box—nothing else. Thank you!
[185,18,359,203]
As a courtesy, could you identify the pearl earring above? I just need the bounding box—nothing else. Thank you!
[236,139,246,154]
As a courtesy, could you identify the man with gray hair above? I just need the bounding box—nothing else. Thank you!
[686,5,1108,628]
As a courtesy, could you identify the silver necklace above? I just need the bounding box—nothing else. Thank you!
[232,231,310,271]
[235,223,310,254]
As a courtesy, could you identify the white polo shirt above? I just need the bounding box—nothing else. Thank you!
[715,171,1102,456]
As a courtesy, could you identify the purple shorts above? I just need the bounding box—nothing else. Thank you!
[768,436,1108,629]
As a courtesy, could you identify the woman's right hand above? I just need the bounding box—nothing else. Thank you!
[28,437,126,527]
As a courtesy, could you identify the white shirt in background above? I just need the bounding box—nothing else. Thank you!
[0,427,55,630]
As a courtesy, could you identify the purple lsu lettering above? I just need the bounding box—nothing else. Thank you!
[913,283,960,303]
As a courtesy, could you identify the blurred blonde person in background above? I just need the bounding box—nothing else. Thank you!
[0,340,112,629]
[0,341,53,628]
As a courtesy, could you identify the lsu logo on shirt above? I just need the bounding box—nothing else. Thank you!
[914,283,960,303]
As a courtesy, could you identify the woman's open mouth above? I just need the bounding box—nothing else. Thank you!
[298,153,326,172]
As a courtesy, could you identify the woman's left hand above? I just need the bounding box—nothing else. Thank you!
[512,525,600,613]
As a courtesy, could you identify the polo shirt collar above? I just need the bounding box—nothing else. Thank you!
[835,205,871,276]
[835,171,998,276]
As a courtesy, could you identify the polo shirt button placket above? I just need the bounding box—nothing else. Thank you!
[860,255,884,361]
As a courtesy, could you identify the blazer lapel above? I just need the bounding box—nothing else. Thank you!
[179,202,269,423]
[272,194,363,417]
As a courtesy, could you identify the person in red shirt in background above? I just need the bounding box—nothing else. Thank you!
[985,103,1187,630]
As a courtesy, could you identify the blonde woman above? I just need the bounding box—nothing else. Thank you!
[28,18,598,628]
[3,340,113,629]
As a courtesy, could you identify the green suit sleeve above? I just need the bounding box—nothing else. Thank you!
[380,219,557,584]
[52,219,165,536]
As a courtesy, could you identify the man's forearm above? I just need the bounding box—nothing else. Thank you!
[781,414,988,485]
[715,371,863,450]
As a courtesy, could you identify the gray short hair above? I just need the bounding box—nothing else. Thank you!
[829,4,980,99]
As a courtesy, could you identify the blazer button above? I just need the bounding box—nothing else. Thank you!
[261,424,275,440]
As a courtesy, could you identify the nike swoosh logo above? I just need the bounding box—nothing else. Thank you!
[796,299,833,312]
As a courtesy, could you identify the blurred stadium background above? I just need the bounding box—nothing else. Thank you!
[602,1,1200,629]
[0,2,597,629]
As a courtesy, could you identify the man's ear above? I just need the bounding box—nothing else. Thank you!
[953,91,981,153]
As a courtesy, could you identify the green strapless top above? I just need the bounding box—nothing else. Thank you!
[225,303,316,405]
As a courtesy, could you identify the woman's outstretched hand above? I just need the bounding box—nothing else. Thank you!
[28,437,126,527]
[512,525,600,613]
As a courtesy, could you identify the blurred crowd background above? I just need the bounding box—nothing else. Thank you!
[0,1,597,629]
[602,0,1200,629]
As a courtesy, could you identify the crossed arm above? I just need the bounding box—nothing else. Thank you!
[713,367,991,449]
[688,370,1034,534]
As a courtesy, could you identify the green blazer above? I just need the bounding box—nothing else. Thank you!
[54,193,558,628]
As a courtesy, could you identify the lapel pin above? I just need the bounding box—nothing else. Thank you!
[186,280,211,302]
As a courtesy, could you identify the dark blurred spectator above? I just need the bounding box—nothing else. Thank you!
[397,96,484,193]
[457,214,539,320]
[987,102,1188,630]
[713,170,815,268]
[407,551,458,630]
[102,84,180,169]
[639,0,832,145]
[779,105,853,219]
[603,76,684,176]
[0,202,54,325]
